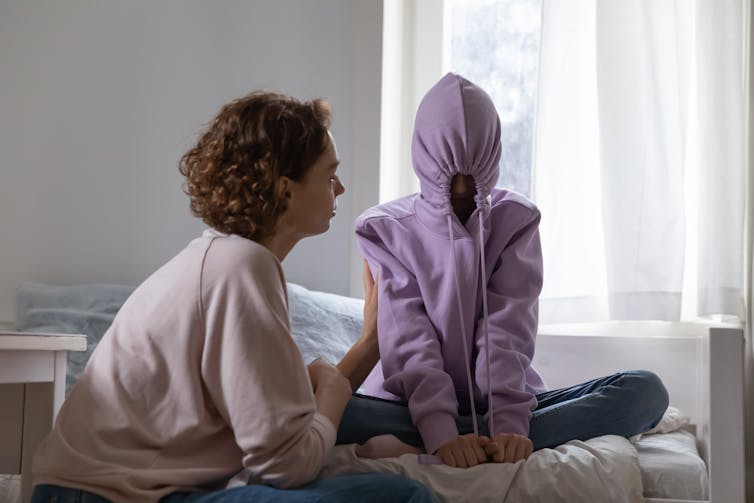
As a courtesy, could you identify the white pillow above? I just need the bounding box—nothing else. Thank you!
[287,282,364,364]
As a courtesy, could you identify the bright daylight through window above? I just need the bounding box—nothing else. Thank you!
[446,0,541,197]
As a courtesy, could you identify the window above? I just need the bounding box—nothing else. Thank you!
[378,0,746,323]
[379,0,542,200]
[446,0,542,197]
[379,0,542,201]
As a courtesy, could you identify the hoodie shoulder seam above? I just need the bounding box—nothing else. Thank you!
[494,198,539,213]
[357,212,416,235]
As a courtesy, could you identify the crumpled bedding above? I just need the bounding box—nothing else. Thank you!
[13,281,364,394]
[320,435,643,503]
[634,429,707,500]
[14,282,135,394]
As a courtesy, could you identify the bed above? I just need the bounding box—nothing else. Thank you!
[533,321,745,503]
[1,282,746,502]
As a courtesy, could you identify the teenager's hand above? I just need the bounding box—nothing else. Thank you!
[435,434,489,468]
[484,433,533,463]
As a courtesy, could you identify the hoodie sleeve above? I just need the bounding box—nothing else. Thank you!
[356,219,460,454]
[200,239,336,488]
[474,206,542,438]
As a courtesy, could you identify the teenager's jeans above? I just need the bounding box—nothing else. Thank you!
[337,369,670,450]
[31,473,437,503]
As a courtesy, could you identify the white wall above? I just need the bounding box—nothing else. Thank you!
[0,0,383,322]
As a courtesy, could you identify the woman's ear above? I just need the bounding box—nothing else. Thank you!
[277,176,292,200]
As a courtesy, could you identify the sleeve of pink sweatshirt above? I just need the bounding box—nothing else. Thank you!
[356,221,460,455]
[474,205,542,438]
[199,237,336,488]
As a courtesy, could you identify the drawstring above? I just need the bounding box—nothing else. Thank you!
[419,208,492,466]
[447,214,479,437]
[478,212,494,437]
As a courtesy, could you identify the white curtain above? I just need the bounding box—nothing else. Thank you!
[745,0,753,494]
[534,0,747,323]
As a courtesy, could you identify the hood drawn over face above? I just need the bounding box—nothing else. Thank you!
[412,72,502,215]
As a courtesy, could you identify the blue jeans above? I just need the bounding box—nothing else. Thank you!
[31,474,437,503]
[337,369,669,450]
[31,485,111,503]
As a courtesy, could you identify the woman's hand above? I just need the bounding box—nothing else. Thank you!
[307,358,352,428]
[483,433,533,463]
[308,358,350,393]
[335,260,380,391]
[361,260,378,343]
[435,434,489,468]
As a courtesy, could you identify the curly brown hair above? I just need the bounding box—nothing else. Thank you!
[179,91,332,241]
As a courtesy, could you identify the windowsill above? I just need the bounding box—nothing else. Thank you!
[539,319,743,339]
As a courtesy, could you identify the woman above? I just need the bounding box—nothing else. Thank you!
[30,92,436,503]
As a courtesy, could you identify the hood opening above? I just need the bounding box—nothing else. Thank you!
[411,72,502,215]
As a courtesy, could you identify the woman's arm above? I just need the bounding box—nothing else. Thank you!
[201,243,340,489]
[336,260,380,391]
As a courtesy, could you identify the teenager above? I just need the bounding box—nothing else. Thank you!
[341,73,669,468]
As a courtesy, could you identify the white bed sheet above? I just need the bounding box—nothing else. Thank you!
[320,435,644,503]
[630,406,709,500]
[636,429,708,500]
[0,418,709,503]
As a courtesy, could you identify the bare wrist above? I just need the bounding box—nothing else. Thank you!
[320,371,351,396]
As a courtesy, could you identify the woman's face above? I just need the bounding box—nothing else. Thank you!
[286,133,345,238]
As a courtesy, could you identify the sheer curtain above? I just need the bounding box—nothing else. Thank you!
[534,0,747,323]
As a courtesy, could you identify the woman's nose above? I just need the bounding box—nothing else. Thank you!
[335,179,345,196]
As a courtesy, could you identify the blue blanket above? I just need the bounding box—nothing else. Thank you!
[15,282,364,395]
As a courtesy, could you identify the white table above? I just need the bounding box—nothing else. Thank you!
[0,332,86,503]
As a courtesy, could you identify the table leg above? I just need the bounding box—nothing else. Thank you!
[52,351,67,418]
[20,382,53,503]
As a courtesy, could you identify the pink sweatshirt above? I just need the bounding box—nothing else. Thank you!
[32,230,336,502]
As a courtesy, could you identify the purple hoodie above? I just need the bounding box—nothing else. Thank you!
[355,73,546,455]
